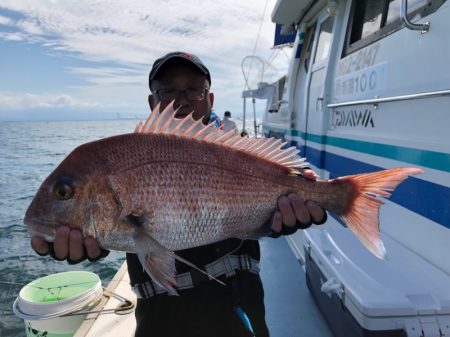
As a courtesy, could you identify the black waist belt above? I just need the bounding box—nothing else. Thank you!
[132,254,260,299]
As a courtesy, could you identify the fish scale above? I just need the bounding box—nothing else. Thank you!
[106,158,277,250]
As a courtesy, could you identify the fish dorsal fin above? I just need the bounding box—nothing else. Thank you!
[135,102,308,173]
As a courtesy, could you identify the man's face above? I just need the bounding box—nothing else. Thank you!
[149,63,214,124]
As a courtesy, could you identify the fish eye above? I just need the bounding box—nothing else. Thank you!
[53,178,74,200]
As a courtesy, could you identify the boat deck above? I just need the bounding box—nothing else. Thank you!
[74,262,137,337]
[260,237,332,337]
[75,237,333,337]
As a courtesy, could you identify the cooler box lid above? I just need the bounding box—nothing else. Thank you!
[303,227,450,318]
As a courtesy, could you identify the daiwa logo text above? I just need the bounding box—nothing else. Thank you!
[332,109,375,128]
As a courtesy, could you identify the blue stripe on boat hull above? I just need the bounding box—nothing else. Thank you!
[265,127,450,173]
[286,139,449,229]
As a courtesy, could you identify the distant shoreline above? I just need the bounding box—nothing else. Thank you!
[0,117,145,123]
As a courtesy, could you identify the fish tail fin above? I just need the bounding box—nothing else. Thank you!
[337,167,423,259]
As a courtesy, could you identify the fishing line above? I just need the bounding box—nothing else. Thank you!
[242,0,270,92]
[264,49,279,71]
[0,281,100,302]
[222,239,244,258]
[0,246,97,314]
[0,247,35,318]
[0,281,98,289]
[0,281,28,286]
[251,0,269,57]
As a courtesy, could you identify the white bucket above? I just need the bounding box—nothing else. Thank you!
[13,271,103,337]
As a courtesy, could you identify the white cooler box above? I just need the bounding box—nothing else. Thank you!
[303,228,450,337]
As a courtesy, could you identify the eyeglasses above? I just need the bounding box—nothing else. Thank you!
[153,87,209,102]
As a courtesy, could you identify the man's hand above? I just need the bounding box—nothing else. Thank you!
[31,226,108,264]
[271,169,327,237]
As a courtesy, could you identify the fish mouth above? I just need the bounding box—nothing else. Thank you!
[24,217,57,242]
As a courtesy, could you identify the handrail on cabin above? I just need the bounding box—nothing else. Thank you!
[327,89,450,108]
[400,0,430,33]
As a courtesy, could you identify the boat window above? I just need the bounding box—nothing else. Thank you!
[268,76,287,113]
[314,16,335,64]
[359,1,385,40]
[344,0,446,56]
[303,25,316,73]
[386,0,431,24]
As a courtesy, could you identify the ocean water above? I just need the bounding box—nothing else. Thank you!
[0,119,139,337]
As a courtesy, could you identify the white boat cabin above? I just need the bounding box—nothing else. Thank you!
[249,0,450,336]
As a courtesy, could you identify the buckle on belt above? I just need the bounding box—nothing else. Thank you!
[222,255,236,278]
[238,254,251,270]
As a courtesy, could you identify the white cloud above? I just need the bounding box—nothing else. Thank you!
[0,14,13,25]
[0,91,101,109]
[67,66,146,86]
[0,31,24,41]
[0,0,290,116]
[0,0,277,61]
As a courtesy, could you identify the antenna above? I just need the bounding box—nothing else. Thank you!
[241,55,266,137]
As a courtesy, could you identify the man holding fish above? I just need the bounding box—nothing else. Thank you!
[27,51,349,336]
[27,49,422,335]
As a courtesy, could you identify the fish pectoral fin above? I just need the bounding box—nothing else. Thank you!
[134,231,178,296]
[134,230,226,293]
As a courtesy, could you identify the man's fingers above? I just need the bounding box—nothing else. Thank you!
[85,237,102,260]
[271,211,283,233]
[273,191,327,237]
[288,193,311,224]
[302,169,318,181]
[69,229,85,262]
[53,226,70,260]
[31,236,49,256]
[31,228,104,264]
[277,196,296,227]
[305,200,326,224]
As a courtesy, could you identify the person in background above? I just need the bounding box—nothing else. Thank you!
[240,129,249,137]
[31,51,326,337]
[221,110,238,133]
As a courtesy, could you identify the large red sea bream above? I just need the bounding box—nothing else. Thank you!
[24,103,423,294]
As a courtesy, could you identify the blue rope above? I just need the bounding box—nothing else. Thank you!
[235,306,255,336]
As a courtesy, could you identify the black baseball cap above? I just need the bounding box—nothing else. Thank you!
[149,51,211,89]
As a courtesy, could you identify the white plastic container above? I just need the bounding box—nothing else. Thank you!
[303,227,450,337]
[13,271,103,337]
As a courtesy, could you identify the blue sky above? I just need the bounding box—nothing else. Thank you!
[0,0,290,121]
